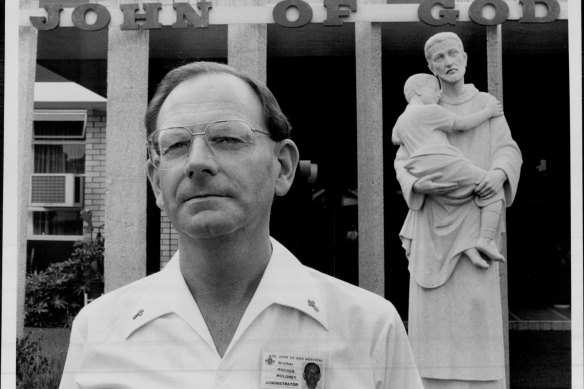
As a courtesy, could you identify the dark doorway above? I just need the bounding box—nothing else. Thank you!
[267,51,358,285]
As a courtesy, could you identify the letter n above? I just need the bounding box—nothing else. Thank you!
[173,2,213,28]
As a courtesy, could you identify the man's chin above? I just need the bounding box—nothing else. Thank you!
[176,212,240,239]
[441,70,465,83]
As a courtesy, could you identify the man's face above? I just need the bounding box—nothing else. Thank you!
[427,39,467,84]
[147,73,289,239]
[304,364,321,388]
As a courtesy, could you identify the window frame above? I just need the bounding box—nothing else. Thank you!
[28,109,88,240]
[33,109,87,140]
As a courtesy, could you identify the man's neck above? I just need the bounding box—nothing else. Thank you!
[441,79,465,98]
[176,229,273,357]
[177,230,272,303]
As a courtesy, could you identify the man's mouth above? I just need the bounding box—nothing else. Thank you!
[191,194,222,199]
[181,193,226,203]
[446,68,457,75]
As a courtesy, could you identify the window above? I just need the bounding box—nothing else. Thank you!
[32,210,84,236]
[34,144,85,174]
[33,110,87,139]
[29,110,87,240]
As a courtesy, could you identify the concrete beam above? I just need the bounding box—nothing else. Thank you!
[355,19,384,296]
[225,0,267,82]
[15,0,40,340]
[487,24,509,389]
[104,27,149,292]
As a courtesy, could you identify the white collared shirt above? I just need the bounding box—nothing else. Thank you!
[59,238,423,389]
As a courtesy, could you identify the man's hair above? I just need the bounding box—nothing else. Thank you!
[424,32,465,61]
[403,73,439,102]
[304,363,320,374]
[145,61,292,140]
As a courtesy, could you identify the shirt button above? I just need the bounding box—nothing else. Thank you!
[217,371,227,382]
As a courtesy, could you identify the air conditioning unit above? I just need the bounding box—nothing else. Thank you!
[30,174,84,207]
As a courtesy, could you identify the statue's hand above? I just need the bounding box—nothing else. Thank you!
[475,169,507,199]
[413,172,459,195]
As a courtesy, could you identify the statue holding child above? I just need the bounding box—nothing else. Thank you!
[393,32,522,389]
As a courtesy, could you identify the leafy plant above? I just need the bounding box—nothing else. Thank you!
[25,210,104,327]
[16,334,64,389]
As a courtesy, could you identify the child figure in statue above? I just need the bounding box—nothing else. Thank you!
[392,73,505,269]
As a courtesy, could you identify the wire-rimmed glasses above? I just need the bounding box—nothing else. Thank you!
[147,119,271,170]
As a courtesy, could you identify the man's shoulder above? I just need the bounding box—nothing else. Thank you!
[305,266,400,320]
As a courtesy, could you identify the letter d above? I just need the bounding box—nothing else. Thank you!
[519,0,560,23]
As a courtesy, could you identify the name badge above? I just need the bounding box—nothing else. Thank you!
[261,352,325,389]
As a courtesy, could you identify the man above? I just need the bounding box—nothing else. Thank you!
[303,363,321,389]
[59,62,423,388]
[394,33,522,389]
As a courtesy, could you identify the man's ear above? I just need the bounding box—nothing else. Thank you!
[146,160,166,210]
[274,139,299,197]
[428,62,436,76]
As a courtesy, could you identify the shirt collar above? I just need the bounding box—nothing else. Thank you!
[122,254,211,342]
[123,237,328,340]
[236,238,329,332]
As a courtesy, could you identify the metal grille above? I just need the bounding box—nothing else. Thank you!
[31,175,66,203]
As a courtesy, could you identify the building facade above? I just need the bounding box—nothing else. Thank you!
[16,0,572,342]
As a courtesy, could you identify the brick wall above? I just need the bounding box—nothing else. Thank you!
[84,110,107,238]
[160,211,178,267]
[85,110,177,269]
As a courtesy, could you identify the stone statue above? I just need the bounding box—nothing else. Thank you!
[393,72,506,273]
[393,33,522,389]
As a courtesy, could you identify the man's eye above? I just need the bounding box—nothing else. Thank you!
[163,141,190,154]
[210,136,246,144]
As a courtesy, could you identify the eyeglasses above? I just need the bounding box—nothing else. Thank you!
[147,119,271,170]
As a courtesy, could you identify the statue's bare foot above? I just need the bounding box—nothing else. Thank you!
[476,238,505,262]
[464,248,490,269]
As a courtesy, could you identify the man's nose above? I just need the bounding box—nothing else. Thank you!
[183,135,219,178]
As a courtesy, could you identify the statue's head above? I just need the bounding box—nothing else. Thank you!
[424,32,467,84]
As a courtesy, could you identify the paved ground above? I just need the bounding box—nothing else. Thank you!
[510,330,571,388]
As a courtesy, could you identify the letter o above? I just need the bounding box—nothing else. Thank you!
[469,0,509,26]
[72,3,111,31]
[273,0,313,28]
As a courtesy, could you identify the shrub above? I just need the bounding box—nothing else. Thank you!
[16,334,64,389]
[25,211,104,328]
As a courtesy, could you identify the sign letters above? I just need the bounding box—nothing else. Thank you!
[29,0,562,31]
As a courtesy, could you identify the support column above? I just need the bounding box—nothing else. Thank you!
[225,0,267,82]
[15,0,38,339]
[487,24,509,389]
[355,18,384,296]
[104,23,149,292]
